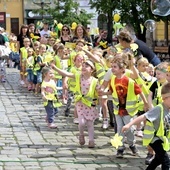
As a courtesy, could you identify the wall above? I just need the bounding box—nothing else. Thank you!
[0,0,23,35]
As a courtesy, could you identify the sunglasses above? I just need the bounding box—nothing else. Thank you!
[63,29,68,31]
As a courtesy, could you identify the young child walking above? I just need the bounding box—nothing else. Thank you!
[122,82,170,170]
[100,56,148,158]
[51,60,99,148]
[41,66,62,129]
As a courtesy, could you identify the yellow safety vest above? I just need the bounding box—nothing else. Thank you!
[111,75,139,116]
[20,47,28,62]
[68,66,81,92]
[74,74,98,107]
[54,55,62,79]
[26,56,34,69]
[143,104,170,151]
[153,81,163,106]
[95,62,107,85]
[41,80,62,107]
[135,72,155,111]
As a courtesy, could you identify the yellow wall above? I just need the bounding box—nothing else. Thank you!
[0,0,23,34]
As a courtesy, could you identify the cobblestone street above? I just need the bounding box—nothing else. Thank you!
[0,67,162,170]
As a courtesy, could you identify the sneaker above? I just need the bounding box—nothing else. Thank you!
[48,123,57,129]
[20,80,25,85]
[129,145,138,156]
[64,109,70,117]
[73,118,79,124]
[116,150,124,158]
[102,119,109,129]
[135,130,143,138]
[88,141,95,148]
[145,152,154,165]
[79,135,85,145]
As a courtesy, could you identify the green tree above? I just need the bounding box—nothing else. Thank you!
[89,0,116,43]
[89,0,169,42]
[33,0,94,27]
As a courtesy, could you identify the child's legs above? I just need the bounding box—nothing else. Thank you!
[74,107,78,118]
[101,98,108,119]
[147,140,170,170]
[115,115,135,146]
[86,120,94,141]
[65,91,74,110]
[45,101,55,123]
[78,115,86,136]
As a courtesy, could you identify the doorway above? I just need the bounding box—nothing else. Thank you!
[11,18,19,36]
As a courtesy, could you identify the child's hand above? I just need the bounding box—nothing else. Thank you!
[121,124,130,133]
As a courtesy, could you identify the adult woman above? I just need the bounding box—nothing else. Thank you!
[60,25,71,45]
[17,24,30,51]
[71,24,91,43]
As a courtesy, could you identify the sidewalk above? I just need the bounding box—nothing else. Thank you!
[0,67,161,170]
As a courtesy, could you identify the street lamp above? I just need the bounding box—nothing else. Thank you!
[33,0,52,20]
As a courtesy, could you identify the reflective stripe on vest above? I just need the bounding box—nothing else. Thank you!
[153,81,162,106]
[111,75,139,116]
[95,63,106,84]
[74,74,98,107]
[143,104,170,151]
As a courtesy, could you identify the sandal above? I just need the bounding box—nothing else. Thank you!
[88,141,95,148]
[79,135,85,145]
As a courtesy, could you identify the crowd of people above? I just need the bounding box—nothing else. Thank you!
[0,21,170,169]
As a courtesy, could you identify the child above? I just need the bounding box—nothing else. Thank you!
[41,66,62,128]
[26,47,34,91]
[100,56,148,158]
[63,53,84,124]
[122,82,170,170]
[33,44,46,95]
[20,38,31,87]
[135,57,155,137]
[51,60,99,148]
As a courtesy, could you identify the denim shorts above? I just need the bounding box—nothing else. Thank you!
[36,71,42,83]
[26,69,34,82]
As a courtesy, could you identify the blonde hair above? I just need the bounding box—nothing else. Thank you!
[155,62,168,73]
[137,57,149,67]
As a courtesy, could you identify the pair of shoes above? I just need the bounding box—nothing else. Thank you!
[64,109,70,117]
[88,141,95,148]
[48,123,57,129]
[145,152,154,165]
[116,150,124,158]
[73,118,79,124]
[135,130,143,137]
[102,119,109,129]
[129,144,138,156]
[79,135,85,145]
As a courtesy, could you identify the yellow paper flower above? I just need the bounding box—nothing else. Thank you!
[167,66,170,72]
[110,133,123,149]
[99,41,107,48]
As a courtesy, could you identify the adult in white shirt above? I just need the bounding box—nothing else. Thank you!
[40,22,51,38]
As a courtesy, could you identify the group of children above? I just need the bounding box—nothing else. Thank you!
[6,27,170,169]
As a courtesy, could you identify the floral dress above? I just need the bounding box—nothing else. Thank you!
[75,75,99,121]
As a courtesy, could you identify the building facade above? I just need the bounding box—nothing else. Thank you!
[0,0,169,43]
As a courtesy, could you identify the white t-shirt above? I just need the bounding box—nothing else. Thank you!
[40,30,51,37]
